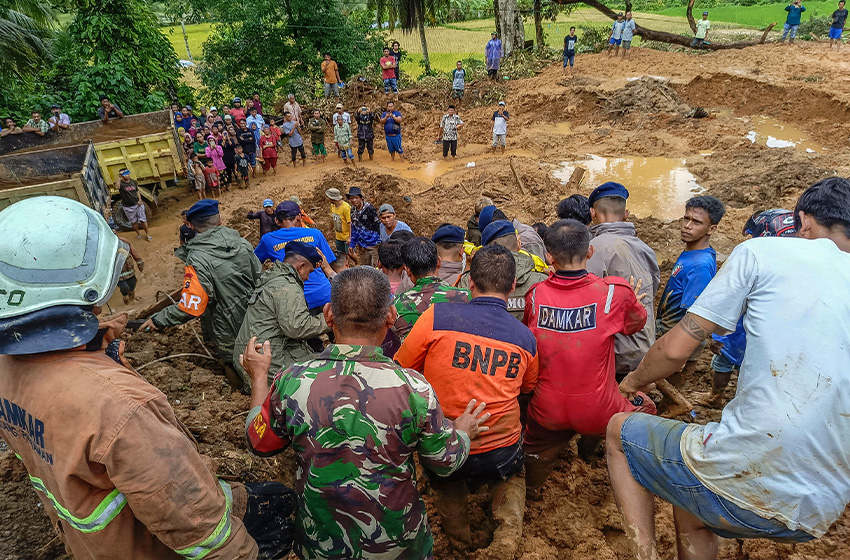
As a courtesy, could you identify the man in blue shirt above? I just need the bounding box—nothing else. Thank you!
[781,0,806,43]
[656,195,726,354]
[621,11,637,58]
[697,209,797,408]
[380,101,404,162]
[254,201,337,314]
[608,12,626,57]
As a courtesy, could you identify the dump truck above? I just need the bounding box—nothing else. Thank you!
[0,110,185,207]
[0,142,150,230]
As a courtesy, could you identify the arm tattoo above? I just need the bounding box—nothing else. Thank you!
[678,314,711,342]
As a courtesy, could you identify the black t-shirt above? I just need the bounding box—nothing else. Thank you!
[564,35,577,53]
[237,128,256,153]
[118,178,141,207]
[180,224,196,244]
[833,8,848,28]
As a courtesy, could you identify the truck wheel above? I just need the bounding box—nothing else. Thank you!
[112,201,153,232]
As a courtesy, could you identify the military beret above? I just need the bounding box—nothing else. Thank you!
[186,199,219,222]
[285,241,323,267]
[481,220,516,246]
[478,205,497,232]
[432,224,465,244]
[588,182,629,207]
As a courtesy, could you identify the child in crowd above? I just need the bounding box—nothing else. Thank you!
[179,210,196,245]
[269,121,283,153]
[234,145,251,188]
[189,153,206,200]
[203,159,220,198]
[260,125,278,174]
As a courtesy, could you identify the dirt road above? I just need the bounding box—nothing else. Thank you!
[1,43,849,559]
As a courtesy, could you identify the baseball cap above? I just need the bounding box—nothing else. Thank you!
[233,97,242,104]
[346,187,363,198]
[284,241,323,267]
[289,195,303,205]
[378,204,395,215]
[703,11,709,15]
[275,201,301,219]
[432,224,465,244]
[210,106,218,111]
[743,209,796,238]
[50,104,60,109]
[588,182,629,207]
[498,101,506,106]
[262,199,274,208]
[186,199,219,222]
[335,103,344,109]
[481,220,516,246]
[478,205,497,232]
[325,188,343,201]
[617,11,624,16]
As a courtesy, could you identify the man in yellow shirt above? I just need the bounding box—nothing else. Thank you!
[326,187,351,253]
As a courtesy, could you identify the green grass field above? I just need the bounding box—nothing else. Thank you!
[163,22,214,61]
[655,1,837,26]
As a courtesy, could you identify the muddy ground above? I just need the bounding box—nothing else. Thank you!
[2,43,850,559]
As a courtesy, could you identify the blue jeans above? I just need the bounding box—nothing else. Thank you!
[710,353,739,374]
[339,147,353,160]
[563,52,575,67]
[782,23,800,40]
[620,414,815,542]
[383,78,398,93]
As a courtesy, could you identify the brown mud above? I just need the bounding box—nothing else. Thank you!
[2,43,850,559]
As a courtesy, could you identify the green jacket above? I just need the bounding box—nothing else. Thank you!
[458,250,548,320]
[232,261,328,388]
[152,226,262,361]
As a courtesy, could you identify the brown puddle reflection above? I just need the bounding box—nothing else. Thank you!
[745,116,824,153]
[553,154,704,221]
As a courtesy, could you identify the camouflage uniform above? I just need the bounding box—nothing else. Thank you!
[392,276,470,340]
[245,344,470,560]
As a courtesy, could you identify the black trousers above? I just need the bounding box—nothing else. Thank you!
[357,137,374,155]
[442,139,457,157]
[289,145,306,162]
[488,69,498,80]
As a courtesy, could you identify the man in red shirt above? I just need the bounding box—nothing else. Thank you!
[380,47,399,98]
[523,219,655,499]
[396,244,538,557]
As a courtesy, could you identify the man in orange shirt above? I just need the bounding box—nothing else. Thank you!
[321,53,341,98]
[396,244,539,558]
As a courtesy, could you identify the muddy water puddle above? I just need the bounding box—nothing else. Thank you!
[745,116,824,152]
[554,154,704,221]
[394,148,538,184]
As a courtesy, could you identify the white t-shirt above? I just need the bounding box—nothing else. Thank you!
[492,111,508,135]
[681,237,850,537]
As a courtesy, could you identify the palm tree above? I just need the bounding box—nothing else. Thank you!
[370,0,446,75]
[0,0,55,78]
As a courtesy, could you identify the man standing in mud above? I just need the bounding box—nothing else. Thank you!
[242,266,490,559]
[608,177,850,560]
[142,199,262,387]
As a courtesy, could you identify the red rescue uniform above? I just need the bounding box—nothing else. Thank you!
[523,270,653,438]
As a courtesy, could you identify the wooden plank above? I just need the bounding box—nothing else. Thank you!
[509,157,529,196]
[564,166,586,192]
[136,287,183,320]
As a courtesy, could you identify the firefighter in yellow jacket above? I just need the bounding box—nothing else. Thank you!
[0,197,293,559]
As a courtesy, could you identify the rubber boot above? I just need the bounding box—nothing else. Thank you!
[431,478,472,553]
[480,475,525,558]
[524,451,558,501]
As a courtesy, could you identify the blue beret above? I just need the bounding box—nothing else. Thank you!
[481,220,516,246]
[432,225,465,244]
[186,199,219,222]
[588,182,629,207]
[285,241,323,266]
[478,205,497,232]
[275,200,301,219]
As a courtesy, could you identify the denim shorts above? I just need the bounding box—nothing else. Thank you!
[620,414,815,542]
[428,440,523,486]
[711,353,739,374]
[563,52,575,66]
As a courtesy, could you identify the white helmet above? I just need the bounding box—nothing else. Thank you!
[0,197,128,354]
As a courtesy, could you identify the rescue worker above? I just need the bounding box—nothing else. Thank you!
[478,205,546,262]
[141,199,262,386]
[241,266,491,559]
[396,244,539,557]
[459,221,548,319]
[232,242,330,389]
[391,237,470,340]
[432,224,466,286]
[586,182,661,378]
[0,196,291,559]
[522,219,656,499]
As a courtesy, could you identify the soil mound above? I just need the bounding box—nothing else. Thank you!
[605,77,690,116]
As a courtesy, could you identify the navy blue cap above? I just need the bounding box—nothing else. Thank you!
[432,224,465,244]
[346,186,363,198]
[588,182,629,207]
[186,199,220,222]
[478,205,497,232]
[481,220,515,246]
[275,200,301,219]
[285,241,323,267]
